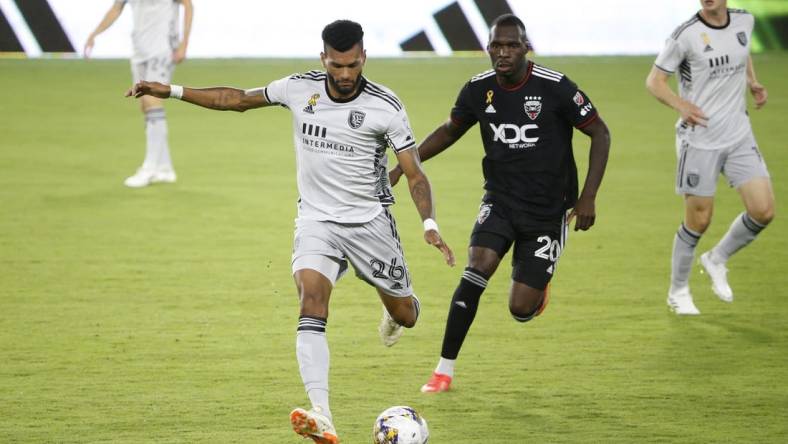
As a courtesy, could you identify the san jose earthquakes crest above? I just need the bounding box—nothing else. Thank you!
[348,110,366,129]
[736,31,747,46]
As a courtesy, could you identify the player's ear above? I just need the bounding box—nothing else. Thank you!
[320,52,327,68]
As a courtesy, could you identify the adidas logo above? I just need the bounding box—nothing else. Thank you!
[0,0,75,54]
[485,104,496,114]
[454,301,467,309]
[400,1,529,53]
[704,44,714,52]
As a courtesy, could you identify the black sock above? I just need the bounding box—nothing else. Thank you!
[440,267,489,360]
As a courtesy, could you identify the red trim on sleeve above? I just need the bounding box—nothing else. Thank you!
[450,115,469,127]
[575,113,599,129]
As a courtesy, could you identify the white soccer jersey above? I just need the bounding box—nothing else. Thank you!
[118,0,180,62]
[654,9,754,150]
[264,71,417,223]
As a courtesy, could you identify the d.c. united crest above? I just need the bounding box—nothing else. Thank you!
[477,203,492,224]
[523,96,542,121]
[348,110,366,129]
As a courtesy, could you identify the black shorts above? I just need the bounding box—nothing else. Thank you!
[469,199,568,290]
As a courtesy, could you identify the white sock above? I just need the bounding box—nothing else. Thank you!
[435,357,455,378]
[710,212,767,263]
[296,317,331,422]
[671,223,701,292]
[142,108,171,171]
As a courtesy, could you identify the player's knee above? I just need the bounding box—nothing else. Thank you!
[687,214,711,233]
[749,206,774,226]
[509,296,542,323]
[298,291,328,317]
[390,308,417,328]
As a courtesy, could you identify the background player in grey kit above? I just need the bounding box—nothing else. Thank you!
[646,0,774,315]
[124,19,454,444]
[85,0,194,188]
[390,14,610,393]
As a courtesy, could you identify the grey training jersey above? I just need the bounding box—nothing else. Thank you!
[654,9,754,150]
[118,0,180,62]
[264,71,417,224]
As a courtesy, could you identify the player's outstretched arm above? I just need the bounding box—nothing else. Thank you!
[645,65,708,127]
[396,148,455,267]
[125,81,271,112]
[389,119,471,186]
[569,117,611,232]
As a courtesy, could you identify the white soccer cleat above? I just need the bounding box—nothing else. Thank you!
[151,169,177,184]
[378,307,403,347]
[290,407,339,444]
[667,287,700,315]
[699,252,733,302]
[123,168,156,188]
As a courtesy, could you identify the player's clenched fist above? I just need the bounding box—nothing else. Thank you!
[125,81,170,99]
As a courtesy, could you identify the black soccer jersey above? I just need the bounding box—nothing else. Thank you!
[451,61,599,219]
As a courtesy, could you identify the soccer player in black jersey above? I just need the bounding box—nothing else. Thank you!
[390,14,610,392]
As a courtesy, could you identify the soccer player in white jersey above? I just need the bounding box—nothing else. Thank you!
[125,20,454,443]
[646,0,774,315]
[85,0,194,188]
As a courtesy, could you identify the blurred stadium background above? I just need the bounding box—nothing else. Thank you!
[1,0,786,442]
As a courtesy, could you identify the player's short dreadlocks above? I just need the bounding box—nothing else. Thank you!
[322,20,364,52]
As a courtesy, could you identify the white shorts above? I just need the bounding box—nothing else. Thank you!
[675,132,770,197]
[131,53,174,84]
[291,209,413,297]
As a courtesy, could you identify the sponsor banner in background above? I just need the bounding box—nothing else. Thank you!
[0,0,784,58]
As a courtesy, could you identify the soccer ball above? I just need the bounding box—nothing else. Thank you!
[372,406,429,444]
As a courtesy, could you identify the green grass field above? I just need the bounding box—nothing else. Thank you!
[1,54,787,443]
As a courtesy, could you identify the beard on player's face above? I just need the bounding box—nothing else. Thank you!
[327,71,361,95]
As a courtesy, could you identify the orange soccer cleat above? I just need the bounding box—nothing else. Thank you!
[290,408,339,444]
[420,372,452,393]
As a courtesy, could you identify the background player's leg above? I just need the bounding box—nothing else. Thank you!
[508,281,547,322]
[667,196,711,314]
[701,178,774,302]
[710,178,774,262]
[293,268,333,422]
[440,246,500,361]
[422,247,500,393]
[141,95,172,173]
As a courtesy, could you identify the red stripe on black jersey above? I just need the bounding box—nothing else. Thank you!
[575,113,599,129]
